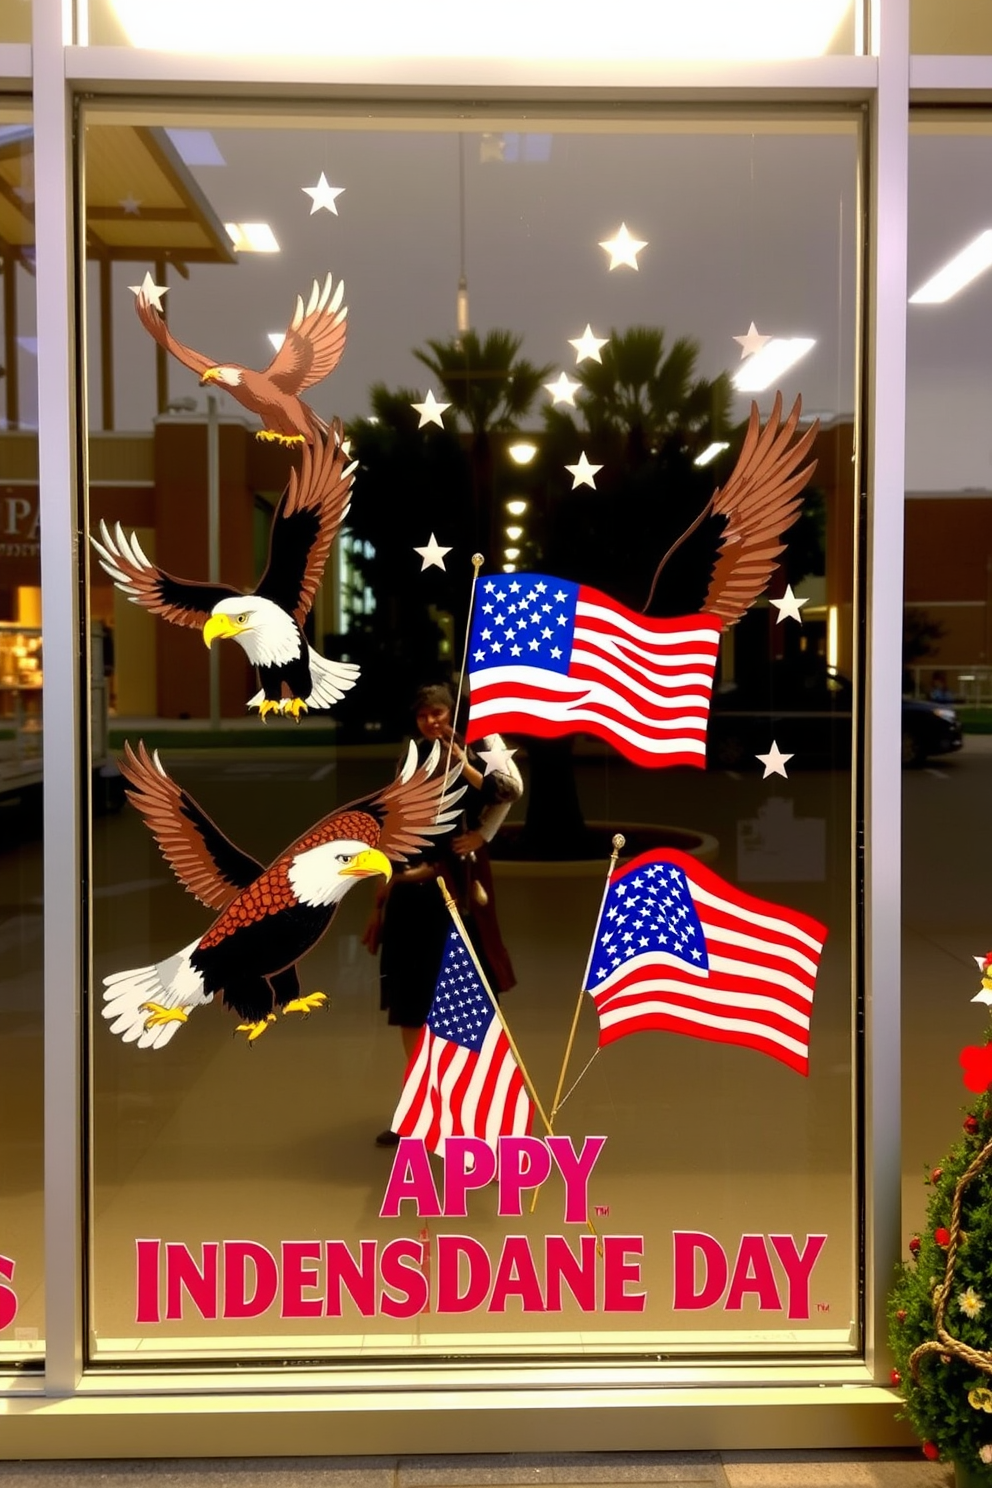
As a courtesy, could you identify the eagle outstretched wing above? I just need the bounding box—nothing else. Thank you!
[90,521,239,630]
[133,291,215,378]
[350,740,465,865]
[119,741,263,912]
[254,421,357,625]
[263,273,348,395]
[643,392,818,625]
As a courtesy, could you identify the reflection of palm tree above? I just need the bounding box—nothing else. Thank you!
[414,331,553,553]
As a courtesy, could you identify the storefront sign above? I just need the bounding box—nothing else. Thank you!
[0,1257,17,1330]
[131,1138,827,1325]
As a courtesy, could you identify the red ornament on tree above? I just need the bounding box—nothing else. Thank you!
[965,1115,981,1135]
[922,1443,940,1461]
[930,1167,942,1184]
[896,1309,907,1322]
[909,1236,921,1256]
[935,1227,951,1247]
[890,1368,902,1386]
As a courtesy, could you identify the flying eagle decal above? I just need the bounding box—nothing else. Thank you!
[91,427,359,720]
[642,392,819,622]
[133,271,347,446]
[103,740,465,1048]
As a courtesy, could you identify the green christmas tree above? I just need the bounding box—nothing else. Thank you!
[890,950,992,1476]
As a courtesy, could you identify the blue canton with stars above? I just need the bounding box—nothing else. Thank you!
[583,859,710,989]
[469,573,578,674]
[427,929,495,1053]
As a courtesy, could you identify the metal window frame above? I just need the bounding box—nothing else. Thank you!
[0,0,935,1453]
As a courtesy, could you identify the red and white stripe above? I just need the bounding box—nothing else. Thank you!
[468,597,722,769]
[392,1018,533,1156]
[591,856,826,1076]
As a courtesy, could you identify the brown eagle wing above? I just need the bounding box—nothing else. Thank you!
[366,740,466,864]
[703,392,819,626]
[134,291,215,378]
[254,422,357,625]
[90,520,239,630]
[119,742,264,912]
[263,273,348,394]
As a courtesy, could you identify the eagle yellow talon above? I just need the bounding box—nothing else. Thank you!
[255,430,305,447]
[235,1014,277,1043]
[140,1002,189,1030]
[280,697,308,722]
[251,699,282,721]
[282,992,328,1017]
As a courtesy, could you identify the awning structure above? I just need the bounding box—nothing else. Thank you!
[0,123,236,428]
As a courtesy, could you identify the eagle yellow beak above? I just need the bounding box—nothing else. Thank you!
[200,367,222,385]
[340,848,392,881]
[203,613,245,648]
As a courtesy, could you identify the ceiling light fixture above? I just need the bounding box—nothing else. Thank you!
[508,441,538,465]
[733,338,816,393]
[910,230,992,304]
[502,563,517,573]
[694,441,730,467]
[505,525,524,541]
[505,499,528,516]
[224,222,280,253]
[504,547,521,561]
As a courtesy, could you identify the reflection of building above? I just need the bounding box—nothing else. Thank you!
[905,490,992,675]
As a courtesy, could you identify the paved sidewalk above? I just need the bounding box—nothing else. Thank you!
[0,1452,955,1488]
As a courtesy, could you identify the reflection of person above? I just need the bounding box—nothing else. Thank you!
[362,683,522,1147]
[929,671,953,703]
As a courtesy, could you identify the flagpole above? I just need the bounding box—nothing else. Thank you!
[436,875,553,1136]
[528,833,624,1218]
[440,552,485,817]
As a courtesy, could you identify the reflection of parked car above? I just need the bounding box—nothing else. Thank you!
[706,665,963,769]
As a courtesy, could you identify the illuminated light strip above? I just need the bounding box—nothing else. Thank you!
[909,230,992,304]
[733,338,816,393]
[111,0,852,59]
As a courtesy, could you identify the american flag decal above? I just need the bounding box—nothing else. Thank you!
[583,849,827,1075]
[465,573,722,769]
[391,926,533,1155]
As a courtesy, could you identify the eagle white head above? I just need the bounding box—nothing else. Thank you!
[201,366,243,387]
[202,595,300,667]
[287,838,392,908]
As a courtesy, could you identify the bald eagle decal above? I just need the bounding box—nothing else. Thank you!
[91,427,358,720]
[103,740,464,1048]
[133,271,347,446]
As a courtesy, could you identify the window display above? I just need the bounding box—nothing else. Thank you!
[85,109,861,1365]
[0,110,41,1368]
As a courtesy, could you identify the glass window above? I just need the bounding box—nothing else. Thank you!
[903,118,992,1241]
[81,1,863,56]
[85,107,862,1365]
[0,108,42,1370]
[911,1,992,54]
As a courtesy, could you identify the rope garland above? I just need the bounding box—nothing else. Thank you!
[910,1133,992,1380]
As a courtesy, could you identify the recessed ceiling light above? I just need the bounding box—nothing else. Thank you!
[733,338,816,393]
[502,562,517,573]
[224,222,280,253]
[505,525,524,540]
[505,499,528,516]
[694,441,729,467]
[910,230,992,304]
[504,547,521,560]
[508,441,538,465]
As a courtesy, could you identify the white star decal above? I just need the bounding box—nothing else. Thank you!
[119,194,141,216]
[413,533,452,571]
[565,451,603,489]
[129,271,168,312]
[599,223,647,270]
[973,986,992,1007]
[733,321,772,359]
[569,325,608,365]
[544,371,581,405]
[302,171,345,215]
[411,389,451,428]
[769,585,809,625]
[477,744,518,777]
[756,740,794,779]
[550,646,562,659]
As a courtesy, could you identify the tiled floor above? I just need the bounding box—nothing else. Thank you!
[0,1452,958,1488]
